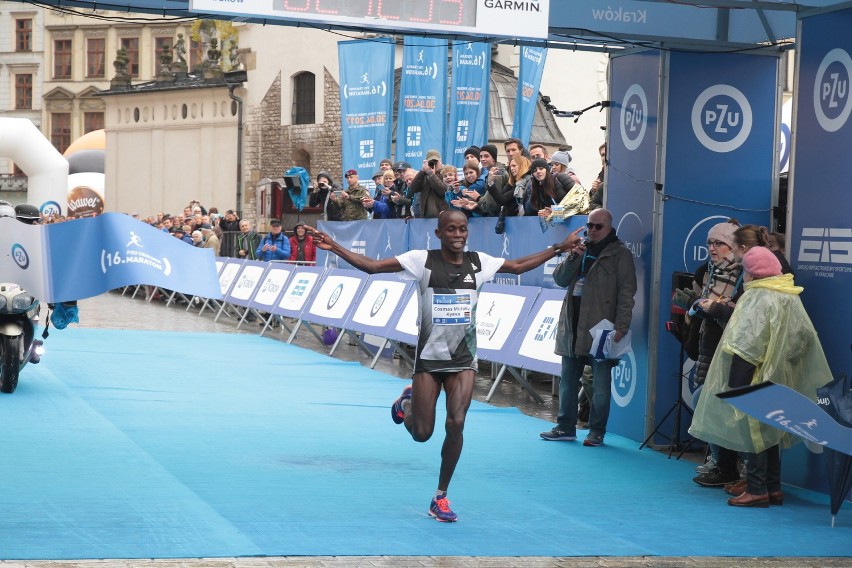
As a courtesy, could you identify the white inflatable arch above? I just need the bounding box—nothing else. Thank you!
[0,118,68,214]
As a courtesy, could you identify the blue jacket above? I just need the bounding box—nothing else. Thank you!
[255,231,291,261]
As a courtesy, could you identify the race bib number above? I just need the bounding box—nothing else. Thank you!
[432,293,473,325]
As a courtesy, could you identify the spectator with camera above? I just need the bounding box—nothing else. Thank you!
[364,170,399,219]
[310,172,344,222]
[410,150,449,219]
[391,167,417,219]
[441,165,468,216]
[330,169,369,221]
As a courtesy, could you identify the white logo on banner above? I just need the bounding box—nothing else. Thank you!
[611,350,637,407]
[351,240,367,256]
[406,125,421,147]
[101,231,173,276]
[456,120,470,142]
[359,140,374,159]
[691,84,753,153]
[620,84,648,151]
[813,48,852,133]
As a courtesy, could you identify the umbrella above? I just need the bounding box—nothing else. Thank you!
[717,379,852,526]
[817,374,852,528]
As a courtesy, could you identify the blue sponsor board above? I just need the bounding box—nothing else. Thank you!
[785,7,852,496]
[444,41,491,167]
[397,37,447,166]
[658,52,776,433]
[789,8,852,376]
[606,50,661,442]
[338,38,395,181]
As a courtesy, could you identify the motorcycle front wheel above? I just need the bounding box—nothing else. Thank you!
[0,335,21,394]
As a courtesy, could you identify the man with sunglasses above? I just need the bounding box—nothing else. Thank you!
[541,208,637,447]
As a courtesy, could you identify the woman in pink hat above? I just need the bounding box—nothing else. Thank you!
[689,246,832,508]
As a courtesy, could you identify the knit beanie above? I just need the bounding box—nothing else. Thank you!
[530,158,549,172]
[464,145,481,159]
[480,144,499,161]
[707,221,738,248]
[742,246,782,279]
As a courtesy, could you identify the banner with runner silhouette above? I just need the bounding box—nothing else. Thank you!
[0,213,221,302]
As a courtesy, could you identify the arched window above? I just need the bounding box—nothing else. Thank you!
[293,149,310,174]
[292,71,316,125]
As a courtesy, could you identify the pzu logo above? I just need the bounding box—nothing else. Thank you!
[813,48,852,133]
[359,139,374,159]
[691,85,753,153]
[12,244,29,270]
[406,126,421,147]
[456,120,469,142]
[619,84,647,151]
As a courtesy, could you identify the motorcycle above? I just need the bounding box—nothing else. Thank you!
[0,283,43,393]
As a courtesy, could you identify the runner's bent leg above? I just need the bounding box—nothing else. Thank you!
[406,371,441,442]
[437,370,475,492]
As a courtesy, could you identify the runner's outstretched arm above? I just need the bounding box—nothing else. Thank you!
[305,225,403,274]
[500,226,584,274]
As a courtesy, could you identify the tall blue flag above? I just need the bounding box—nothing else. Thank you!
[397,36,448,166]
[445,41,491,167]
[512,46,548,148]
[338,38,395,181]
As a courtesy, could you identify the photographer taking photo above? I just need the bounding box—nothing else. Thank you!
[309,171,344,221]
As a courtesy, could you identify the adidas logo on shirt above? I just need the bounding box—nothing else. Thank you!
[463,274,474,283]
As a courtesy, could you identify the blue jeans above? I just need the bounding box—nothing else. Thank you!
[558,355,617,436]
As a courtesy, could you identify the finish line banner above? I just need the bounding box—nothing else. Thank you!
[397,36,448,166]
[445,41,491,167]
[512,46,548,149]
[0,214,221,303]
[338,38,395,180]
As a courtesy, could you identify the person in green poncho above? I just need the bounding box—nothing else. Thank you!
[689,246,832,508]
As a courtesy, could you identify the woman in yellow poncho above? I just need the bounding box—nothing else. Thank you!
[689,246,833,508]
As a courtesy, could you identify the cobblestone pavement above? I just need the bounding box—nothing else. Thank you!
[19,291,844,568]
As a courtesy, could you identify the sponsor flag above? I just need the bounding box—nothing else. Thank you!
[512,46,548,148]
[397,36,448,166]
[445,41,491,166]
[0,214,222,302]
[338,38,395,181]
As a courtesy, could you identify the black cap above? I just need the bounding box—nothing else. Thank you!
[393,161,412,171]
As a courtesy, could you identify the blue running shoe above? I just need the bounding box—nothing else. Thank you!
[429,495,457,522]
[391,385,412,424]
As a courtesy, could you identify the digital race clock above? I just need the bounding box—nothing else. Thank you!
[191,0,550,40]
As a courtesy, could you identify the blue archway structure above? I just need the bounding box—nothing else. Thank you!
[14,0,852,499]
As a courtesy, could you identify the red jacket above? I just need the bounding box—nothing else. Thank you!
[289,235,317,263]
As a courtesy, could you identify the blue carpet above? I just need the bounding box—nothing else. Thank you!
[1,328,849,559]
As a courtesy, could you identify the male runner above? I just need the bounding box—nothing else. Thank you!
[307,211,581,521]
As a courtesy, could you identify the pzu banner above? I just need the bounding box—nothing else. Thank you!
[512,46,548,148]
[397,36,448,166]
[338,38,395,181]
[444,41,491,167]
